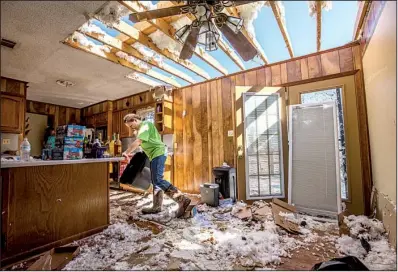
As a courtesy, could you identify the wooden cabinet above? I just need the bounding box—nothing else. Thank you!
[0,94,25,133]
[120,109,131,138]
[1,163,109,265]
[1,78,26,97]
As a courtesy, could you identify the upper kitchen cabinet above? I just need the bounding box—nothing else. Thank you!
[1,77,27,97]
[1,95,25,133]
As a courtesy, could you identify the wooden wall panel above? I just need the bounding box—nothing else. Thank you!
[173,42,362,194]
[321,51,341,76]
[26,100,81,127]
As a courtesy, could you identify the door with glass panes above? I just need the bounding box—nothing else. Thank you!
[235,86,288,201]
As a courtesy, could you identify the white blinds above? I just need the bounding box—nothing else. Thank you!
[288,102,341,217]
[244,93,284,199]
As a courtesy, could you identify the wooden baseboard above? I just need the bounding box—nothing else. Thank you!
[0,225,108,268]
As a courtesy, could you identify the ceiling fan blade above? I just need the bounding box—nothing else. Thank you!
[179,26,200,60]
[129,5,190,23]
[219,24,258,61]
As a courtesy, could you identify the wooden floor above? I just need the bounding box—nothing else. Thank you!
[3,190,340,271]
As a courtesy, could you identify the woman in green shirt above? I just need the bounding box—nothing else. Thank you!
[122,113,191,218]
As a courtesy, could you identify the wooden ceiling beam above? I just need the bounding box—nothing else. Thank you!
[269,1,294,58]
[110,20,210,79]
[316,1,322,52]
[79,26,196,84]
[353,1,371,40]
[225,6,269,64]
[64,34,181,87]
[119,1,229,75]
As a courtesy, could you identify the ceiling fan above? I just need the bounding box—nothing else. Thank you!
[129,1,258,61]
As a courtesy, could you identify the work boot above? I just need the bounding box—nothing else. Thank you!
[142,189,163,214]
[165,186,191,218]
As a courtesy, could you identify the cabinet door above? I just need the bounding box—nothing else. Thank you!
[120,110,130,138]
[1,95,24,133]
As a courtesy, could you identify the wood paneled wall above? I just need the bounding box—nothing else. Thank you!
[26,100,81,127]
[173,42,367,194]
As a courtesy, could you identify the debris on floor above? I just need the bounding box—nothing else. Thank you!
[7,190,396,271]
[28,246,80,271]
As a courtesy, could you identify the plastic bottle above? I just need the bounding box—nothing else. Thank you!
[20,138,31,161]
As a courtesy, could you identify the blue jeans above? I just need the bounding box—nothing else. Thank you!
[150,155,172,192]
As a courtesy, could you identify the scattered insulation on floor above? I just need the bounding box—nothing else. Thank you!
[308,1,333,17]
[60,191,397,271]
[115,51,152,70]
[148,30,182,57]
[96,1,130,27]
[336,215,396,270]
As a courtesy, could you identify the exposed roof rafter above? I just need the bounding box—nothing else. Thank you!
[119,0,229,75]
[64,34,181,87]
[79,23,196,84]
[316,1,322,52]
[225,5,269,64]
[110,20,211,79]
[353,1,371,40]
[269,1,294,58]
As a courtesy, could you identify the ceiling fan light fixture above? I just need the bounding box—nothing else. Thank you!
[197,20,220,51]
[175,24,191,43]
[226,16,243,34]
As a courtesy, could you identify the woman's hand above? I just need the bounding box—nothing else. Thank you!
[122,151,129,160]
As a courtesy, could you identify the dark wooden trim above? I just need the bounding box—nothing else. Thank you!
[0,225,108,268]
[112,101,156,113]
[361,1,387,56]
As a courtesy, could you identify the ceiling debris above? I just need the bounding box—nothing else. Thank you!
[125,72,162,87]
[70,32,110,55]
[148,30,183,57]
[308,1,332,17]
[137,0,158,11]
[96,1,131,27]
[79,20,106,36]
[115,51,152,70]
[131,42,164,65]
[236,1,266,39]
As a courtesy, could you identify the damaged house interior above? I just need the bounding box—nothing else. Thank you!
[0,0,396,270]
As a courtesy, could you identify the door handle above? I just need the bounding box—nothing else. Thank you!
[237,145,244,159]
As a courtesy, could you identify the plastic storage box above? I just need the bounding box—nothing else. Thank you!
[200,183,220,207]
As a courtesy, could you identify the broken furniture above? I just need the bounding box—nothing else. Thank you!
[213,166,237,202]
[200,183,220,207]
[0,158,123,267]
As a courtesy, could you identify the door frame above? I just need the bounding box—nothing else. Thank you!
[235,86,288,202]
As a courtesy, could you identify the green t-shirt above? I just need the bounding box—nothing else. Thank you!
[137,121,165,161]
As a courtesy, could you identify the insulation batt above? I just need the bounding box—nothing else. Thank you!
[79,21,106,36]
[63,192,396,271]
[115,51,152,70]
[336,214,396,270]
[96,2,130,27]
[148,30,182,57]
[71,32,110,55]
[131,42,164,65]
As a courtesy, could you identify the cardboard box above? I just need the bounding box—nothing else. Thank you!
[271,198,301,234]
[63,146,83,160]
[64,137,84,148]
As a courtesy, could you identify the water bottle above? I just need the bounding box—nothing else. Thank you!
[20,138,31,161]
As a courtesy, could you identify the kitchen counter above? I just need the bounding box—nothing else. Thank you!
[1,157,124,168]
[1,157,123,266]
